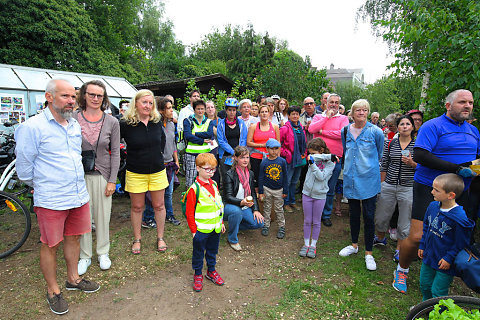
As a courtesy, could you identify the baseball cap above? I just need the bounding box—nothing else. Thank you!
[266,138,281,148]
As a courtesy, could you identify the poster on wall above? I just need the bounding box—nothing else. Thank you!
[0,94,25,124]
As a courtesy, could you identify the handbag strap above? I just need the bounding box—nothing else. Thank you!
[93,114,105,155]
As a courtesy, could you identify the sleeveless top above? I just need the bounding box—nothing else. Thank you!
[251,121,276,159]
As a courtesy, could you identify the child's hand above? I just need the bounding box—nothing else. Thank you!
[438,259,451,270]
[258,194,264,201]
[282,194,287,198]
[418,249,423,259]
[192,232,196,238]
[221,224,226,233]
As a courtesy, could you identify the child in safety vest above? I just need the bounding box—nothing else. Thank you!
[185,153,226,292]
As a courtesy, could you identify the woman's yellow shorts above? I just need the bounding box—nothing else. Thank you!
[125,169,169,193]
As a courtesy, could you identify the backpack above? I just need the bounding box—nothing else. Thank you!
[180,180,218,217]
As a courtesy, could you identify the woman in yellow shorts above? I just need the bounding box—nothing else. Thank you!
[120,90,169,254]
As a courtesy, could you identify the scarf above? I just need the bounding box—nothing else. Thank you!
[236,166,251,197]
[290,120,306,167]
[225,117,237,126]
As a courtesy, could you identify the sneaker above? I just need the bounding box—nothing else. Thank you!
[284,205,293,213]
[166,216,181,226]
[341,197,349,203]
[65,279,100,293]
[46,292,69,315]
[373,235,387,246]
[98,254,111,271]
[261,226,269,236]
[393,250,400,263]
[229,242,242,251]
[365,254,377,271]
[289,204,298,211]
[339,245,358,257]
[77,258,91,276]
[389,228,398,241]
[299,245,309,257]
[322,218,332,227]
[141,220,157,229]
[306,246,316,259]
[193,274,203,292]
[276,226,286,239]
[206,270,225,286]
[393,270,408,293]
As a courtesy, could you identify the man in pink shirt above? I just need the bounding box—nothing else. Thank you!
[308,93,349,227]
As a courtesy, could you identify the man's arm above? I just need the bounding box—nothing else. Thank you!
[14,124,38,187]
[413,148,463,173]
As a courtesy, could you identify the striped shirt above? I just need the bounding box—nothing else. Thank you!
[380,138,416,187]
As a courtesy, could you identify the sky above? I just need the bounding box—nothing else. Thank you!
[163,0,394,84]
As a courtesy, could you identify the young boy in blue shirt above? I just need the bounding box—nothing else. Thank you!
[418,173,475,301]
[258,138,288,239]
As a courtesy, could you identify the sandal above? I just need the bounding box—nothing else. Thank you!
[157,238,168,252]
[132,239,141,255]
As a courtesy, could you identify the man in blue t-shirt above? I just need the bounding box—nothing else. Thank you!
[393,89,480,294]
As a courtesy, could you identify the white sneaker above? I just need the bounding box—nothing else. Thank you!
[229,242,242,251]
[77,258,91,276]
[98,254,111,270]
[389,228,398,241]
[365,254,377,271]
[341,197,349,203]
[339,245,359,257]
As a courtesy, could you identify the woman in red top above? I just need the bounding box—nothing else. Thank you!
[246,105,280,191]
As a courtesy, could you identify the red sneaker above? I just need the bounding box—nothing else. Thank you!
[206,270,225,286]
[193,274,203,292]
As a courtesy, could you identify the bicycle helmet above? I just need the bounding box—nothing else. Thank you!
[224,98,239,108]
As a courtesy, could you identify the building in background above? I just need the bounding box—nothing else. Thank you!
[326,64,365,88]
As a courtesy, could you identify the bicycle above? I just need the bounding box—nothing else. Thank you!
[0,120,33,259]
[405,295,480,319]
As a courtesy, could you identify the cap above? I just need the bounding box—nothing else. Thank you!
[407,109,423,116]
[266,138,281,148]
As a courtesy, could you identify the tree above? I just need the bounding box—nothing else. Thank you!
[258,49,331,105]
[358,0,480,122]
[0,0,142,82]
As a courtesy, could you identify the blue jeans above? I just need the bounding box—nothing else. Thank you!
[143,174,175,222]
[164,174,174,219]
[285,164,302,206]
[192,231,220,275]
[223,204,264,244]
[322,161,342,220]
[349,195,377,252]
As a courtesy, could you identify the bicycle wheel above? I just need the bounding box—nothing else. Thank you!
[0,190,31,259]
[405,295,480,320]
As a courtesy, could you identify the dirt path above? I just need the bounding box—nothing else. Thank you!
[34,200,347,320]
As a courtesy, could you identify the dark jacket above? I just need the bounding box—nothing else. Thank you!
[224,168,260,212]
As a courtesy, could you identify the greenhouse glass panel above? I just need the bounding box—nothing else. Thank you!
[0,66,26,89]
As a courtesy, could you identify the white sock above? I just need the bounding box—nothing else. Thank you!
[310,239,317,247]
[396,264,409,273]
[304,238,310,247]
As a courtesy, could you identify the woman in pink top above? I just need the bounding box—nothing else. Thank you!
[247,104,280,190]
[307,93,349,227]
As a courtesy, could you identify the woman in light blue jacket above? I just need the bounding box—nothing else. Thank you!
[217,98,248,180]
[339,99,384,271]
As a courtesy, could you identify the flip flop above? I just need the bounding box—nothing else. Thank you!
[131,239,141,255]
[157,238,168,252]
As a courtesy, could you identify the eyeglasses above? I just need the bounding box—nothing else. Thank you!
[86,92,104,100]
[200,167,216,173]
[304,102,315,106]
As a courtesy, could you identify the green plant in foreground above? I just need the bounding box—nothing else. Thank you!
[419,299,480,320]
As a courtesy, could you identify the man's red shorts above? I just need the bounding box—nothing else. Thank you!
[35,203,90,247]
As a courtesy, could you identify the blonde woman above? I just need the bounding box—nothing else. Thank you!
[120,90,169,254]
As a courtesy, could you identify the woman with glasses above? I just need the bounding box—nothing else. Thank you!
[223,146,264,251]
[74,80,120,275]
[120,89,169,254]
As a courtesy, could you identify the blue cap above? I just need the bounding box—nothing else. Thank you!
[266,138,281,148]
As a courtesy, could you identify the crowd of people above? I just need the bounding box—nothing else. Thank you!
[13,79,480,314]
